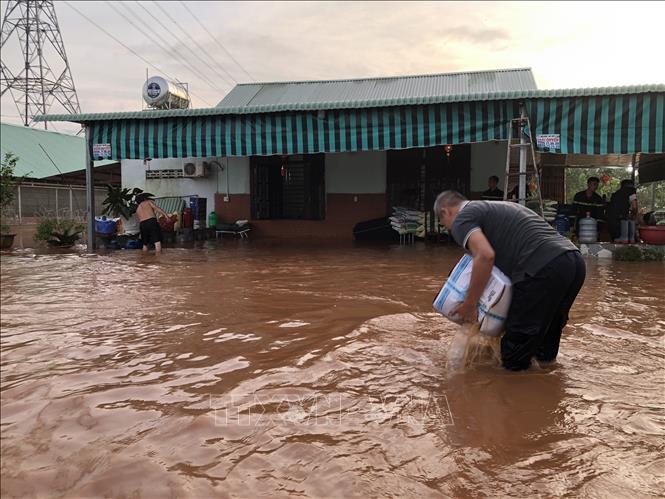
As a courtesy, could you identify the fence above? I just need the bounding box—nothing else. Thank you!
[2,183,107,224]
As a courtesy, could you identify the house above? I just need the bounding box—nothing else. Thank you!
[33,68,665,245]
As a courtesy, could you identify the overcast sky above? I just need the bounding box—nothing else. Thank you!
[1,1,664,134]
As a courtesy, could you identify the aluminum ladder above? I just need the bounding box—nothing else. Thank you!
[502,116,545,217]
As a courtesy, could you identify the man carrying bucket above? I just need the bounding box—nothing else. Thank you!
[434,190,586,371]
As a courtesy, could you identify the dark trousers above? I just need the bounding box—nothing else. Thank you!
[501,251,586,371]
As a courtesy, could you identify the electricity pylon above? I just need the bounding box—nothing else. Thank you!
[1,0,81,128]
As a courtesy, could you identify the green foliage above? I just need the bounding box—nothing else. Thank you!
[1,152,20,210]
[1,152,26,234]
[565,167,665,211]
[565,167,629,203]
[102,185,146,219]
[613,245,643,261]
[34,218,84,247]
[642,247,665,262]
[613,245,664,262]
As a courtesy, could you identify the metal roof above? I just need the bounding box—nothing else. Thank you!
[0,122,116,178]
[216,67,538,110]
[32,71,665,124]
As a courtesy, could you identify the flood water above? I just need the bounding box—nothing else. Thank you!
[1,242,664,498]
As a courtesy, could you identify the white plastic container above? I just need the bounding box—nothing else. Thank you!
[433,254,512,336]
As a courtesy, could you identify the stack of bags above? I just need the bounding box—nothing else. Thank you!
[389,207,426,238]
[542,200,558,223]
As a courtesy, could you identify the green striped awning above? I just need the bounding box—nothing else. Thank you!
[86,93,664,160]
[525,93,664,154]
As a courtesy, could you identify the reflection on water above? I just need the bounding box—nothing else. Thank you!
[1,243,664,497]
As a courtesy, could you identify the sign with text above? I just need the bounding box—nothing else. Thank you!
[92,143,112,159]
[536,134,561,151]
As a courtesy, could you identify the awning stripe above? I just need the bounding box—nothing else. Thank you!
[87,95,665,160]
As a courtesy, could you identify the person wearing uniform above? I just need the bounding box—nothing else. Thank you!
[606,179,638,242]
[481,175,504,201]
[573,177,605,220]
[435,190,586,371]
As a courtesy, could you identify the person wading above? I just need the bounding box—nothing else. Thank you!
[435,190,586,371]
[135,193,169,253]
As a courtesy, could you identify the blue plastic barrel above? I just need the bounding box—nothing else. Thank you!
[554,214,570,235]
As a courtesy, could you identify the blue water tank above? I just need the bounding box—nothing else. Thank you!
[554,214,570,235]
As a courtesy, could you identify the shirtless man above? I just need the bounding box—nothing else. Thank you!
[135,193,168,253]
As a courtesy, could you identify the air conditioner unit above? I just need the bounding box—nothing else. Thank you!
[182,159,209,178]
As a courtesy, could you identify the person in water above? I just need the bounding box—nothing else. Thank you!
[135,193,169,253]
[435,190,586,371]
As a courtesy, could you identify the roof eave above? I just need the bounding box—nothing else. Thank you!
[33,84,665,123]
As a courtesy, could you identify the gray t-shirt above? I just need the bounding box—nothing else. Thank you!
[451,201,578,283]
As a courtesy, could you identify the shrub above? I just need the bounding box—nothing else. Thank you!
[613,245,664,262]
[35,218,85,247]
[613,246,643,261]
[642,247,665,262]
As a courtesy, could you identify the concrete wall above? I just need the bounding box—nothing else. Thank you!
[325,151,386,193]
[121,157,250,219]
[214,151,388,238]
[470,141,507,195]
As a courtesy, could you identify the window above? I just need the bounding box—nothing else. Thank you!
[250,154,325,220]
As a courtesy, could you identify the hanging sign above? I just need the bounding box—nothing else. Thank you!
[536,134,560,150]
[92,143,112,159]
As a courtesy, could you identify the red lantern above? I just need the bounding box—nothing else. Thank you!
[280,165,286,177]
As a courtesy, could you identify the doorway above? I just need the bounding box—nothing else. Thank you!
[386,145,471,211]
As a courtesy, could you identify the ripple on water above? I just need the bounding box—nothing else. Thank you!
[0,250,663,497]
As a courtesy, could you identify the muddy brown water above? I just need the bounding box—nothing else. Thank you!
[1,242,664,498]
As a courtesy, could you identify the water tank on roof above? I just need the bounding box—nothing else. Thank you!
[142,76,190,109]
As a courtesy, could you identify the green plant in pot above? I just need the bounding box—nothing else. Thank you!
[1,152,24,250]
[34,218,85,248]
[101,185,149,235]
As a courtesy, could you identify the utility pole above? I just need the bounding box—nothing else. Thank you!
[1,0,81,128]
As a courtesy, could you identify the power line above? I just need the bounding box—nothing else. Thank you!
[135,1,234,89]
[178,0,254,82]
[124,2,233,92]
[107,1,226,95]
[61,1,213,107]
[152,1,238,85]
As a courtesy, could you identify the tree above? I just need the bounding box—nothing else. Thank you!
[565,167,665,212]
[0,152,20,210]
[1,152,24,234]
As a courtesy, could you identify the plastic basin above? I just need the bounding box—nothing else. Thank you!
[640,226,665,245]
[95,217,117,234]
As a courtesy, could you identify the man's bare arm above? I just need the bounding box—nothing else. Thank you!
[451,230,496,323]
[464,230,495,308]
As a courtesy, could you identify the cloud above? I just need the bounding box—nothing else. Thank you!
[441,25,510,44]
[1,0,663,131]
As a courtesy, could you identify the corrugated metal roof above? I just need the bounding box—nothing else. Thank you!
[216,67,538,110]
[33,86,665,123]
[0,122,116,178]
